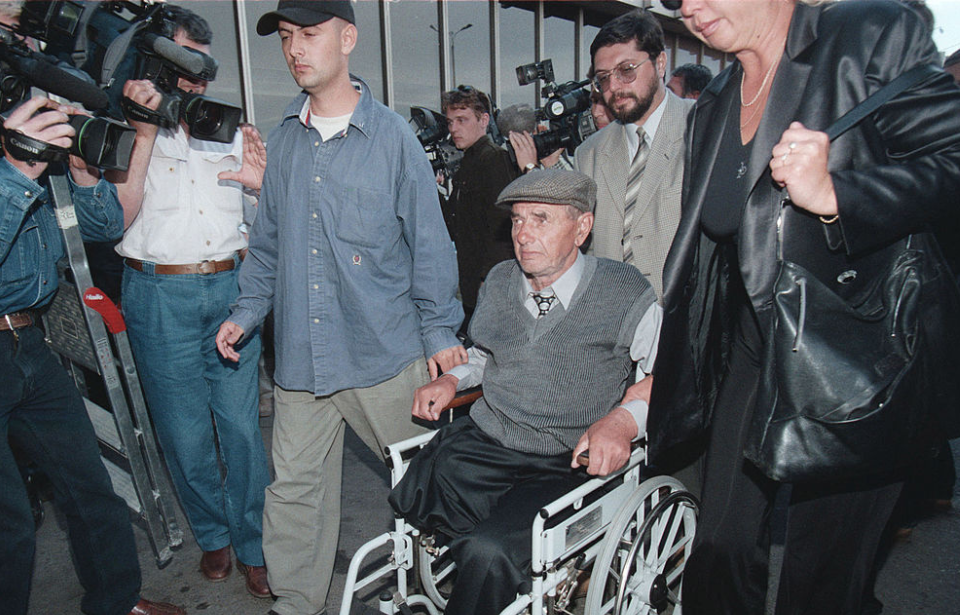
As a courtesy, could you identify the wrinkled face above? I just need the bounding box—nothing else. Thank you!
[593,42,665,125]
[680,0,781,54]
[173,30,210,95]
[278,18,354,94]
[511,202,593,290]
[446,107,489,150]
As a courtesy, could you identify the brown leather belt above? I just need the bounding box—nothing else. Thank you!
[124,257,238,275]
[1,312,33,331]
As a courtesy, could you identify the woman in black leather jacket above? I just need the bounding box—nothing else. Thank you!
[647,1,960,613]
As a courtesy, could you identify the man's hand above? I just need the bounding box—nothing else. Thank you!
[508,131,538,172]
[571,406,638,476]
[122,80,162,136]
[68,154,101,186]
[215,321,245,362]
[218,123,266,193]
[412,373,458,421]
[2,96,75,180]
[427,344,468,380]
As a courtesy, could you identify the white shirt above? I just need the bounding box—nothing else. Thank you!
[116,126,249,264]
[448,253,662,434]
[624,92,667,159]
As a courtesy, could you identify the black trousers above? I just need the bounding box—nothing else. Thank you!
[0,325,141,615]
[682,297,903,615]
[389,418,586,615]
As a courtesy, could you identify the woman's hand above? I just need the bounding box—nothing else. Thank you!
[770,121,838,218]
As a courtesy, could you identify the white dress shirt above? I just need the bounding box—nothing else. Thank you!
[116,125,249,265]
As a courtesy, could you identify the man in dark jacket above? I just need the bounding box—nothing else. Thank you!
[442,86,519,323]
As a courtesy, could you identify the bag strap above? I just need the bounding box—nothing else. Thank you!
[825,64,940,142]
[813,64,940,250]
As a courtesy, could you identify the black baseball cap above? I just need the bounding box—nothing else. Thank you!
[257,0,356,36]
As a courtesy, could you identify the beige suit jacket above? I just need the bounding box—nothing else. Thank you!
[575,91,693,300]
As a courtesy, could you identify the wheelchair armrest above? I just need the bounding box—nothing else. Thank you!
[444,386,482,410]
[539,442,647,520]
[383,387,484,484]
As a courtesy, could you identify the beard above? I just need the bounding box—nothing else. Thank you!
[605,77,657,124]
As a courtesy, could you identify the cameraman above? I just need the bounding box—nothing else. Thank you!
[109,6,271,599]
[0,97,186,615]
[441,85,518,323]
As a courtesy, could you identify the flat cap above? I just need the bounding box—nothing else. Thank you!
[496,169,597,213]
[257,0,355,36]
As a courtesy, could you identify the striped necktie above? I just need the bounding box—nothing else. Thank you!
[622,127,648,265]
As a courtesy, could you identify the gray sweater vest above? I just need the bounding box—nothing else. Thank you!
[468,255,657,456]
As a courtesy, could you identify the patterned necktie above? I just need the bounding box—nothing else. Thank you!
[531,292,557,318]
[622,127,649,265]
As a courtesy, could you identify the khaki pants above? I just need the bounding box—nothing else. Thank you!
[263,359,431,615]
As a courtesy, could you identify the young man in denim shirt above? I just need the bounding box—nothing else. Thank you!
[216,2,465,614]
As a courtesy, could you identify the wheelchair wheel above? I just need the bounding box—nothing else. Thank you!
[584,476,698,615]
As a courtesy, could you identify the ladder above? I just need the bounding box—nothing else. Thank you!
[43,170,183,566]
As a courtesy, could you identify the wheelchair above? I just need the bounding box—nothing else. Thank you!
[340,392,699,615]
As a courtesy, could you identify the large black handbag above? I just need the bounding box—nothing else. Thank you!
[745,65,960,483]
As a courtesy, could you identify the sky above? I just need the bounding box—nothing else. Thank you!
[929,0,960,56]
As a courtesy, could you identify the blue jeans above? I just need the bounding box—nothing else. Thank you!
[0,325,141,615]
[122,261,269,565]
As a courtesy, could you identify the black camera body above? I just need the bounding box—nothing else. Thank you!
[409,106,463,179]
[0,27,135,170]
[18,0,241,143]
[513,59,597,160]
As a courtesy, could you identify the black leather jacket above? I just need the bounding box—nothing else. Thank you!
[648,0,960,461]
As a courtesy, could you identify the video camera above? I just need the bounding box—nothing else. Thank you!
[409,106,463,179]
[0,28,135,170]
[513,58,597,160]
[16,0,241,144]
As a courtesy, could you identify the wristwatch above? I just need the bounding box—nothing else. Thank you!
[523,162,537,174]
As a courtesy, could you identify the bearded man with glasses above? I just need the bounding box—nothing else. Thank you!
[574,9,693,302]
[574,9,698,492]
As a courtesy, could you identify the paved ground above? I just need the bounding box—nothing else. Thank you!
[26,418,960,615]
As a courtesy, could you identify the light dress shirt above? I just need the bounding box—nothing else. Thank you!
[115,125,248,264]
[448,252,662,434]
[624,92,667,159]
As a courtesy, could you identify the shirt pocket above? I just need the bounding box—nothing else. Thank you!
[0,217,40,288]
[331,184,399,249]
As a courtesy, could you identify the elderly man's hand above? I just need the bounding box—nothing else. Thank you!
[428,344,468,380]
[412,373,458,421]
[571,406,638,476]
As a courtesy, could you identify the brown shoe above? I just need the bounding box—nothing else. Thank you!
[128,598,186,615]
[199,545,232,581]
[236,561,272,599]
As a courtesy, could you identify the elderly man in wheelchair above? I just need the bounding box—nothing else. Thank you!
[343,170,697,615]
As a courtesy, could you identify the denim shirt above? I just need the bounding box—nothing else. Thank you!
[0,159,123,314]
[231,78,463,395]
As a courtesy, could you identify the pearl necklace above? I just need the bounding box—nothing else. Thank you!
[740,59,778,108]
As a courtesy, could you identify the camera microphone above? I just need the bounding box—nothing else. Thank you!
[142,33,217,82]
[20,57,110,111]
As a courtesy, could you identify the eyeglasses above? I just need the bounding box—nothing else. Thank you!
[592,58,652,91]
